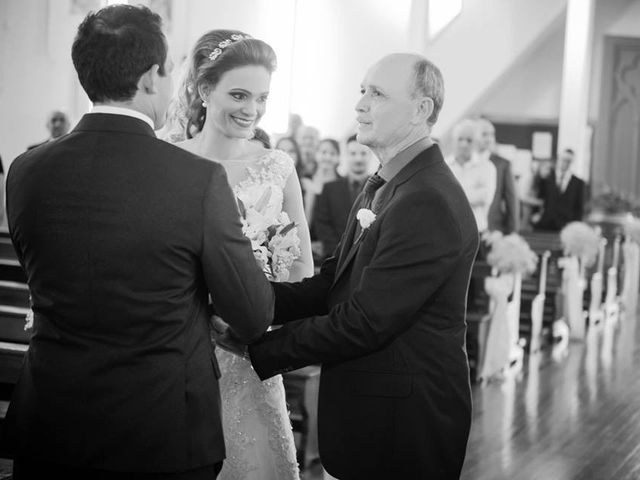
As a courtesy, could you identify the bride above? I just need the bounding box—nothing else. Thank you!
[164,30,314,480]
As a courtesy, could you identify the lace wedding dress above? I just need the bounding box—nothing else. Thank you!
[215,149,300,480]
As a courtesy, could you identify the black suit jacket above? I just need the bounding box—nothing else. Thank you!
[249,144,478,479]
[312,176,358,260]
[535,171,586,231]
[4,113,274,472]
[26,139,49,151]
[487,153,518,233]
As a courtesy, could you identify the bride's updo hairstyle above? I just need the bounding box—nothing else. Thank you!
[173,29,277,139]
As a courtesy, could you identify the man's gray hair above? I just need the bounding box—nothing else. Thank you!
[411,58,444,127]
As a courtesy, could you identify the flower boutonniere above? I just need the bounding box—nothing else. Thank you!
[356,208,376,230]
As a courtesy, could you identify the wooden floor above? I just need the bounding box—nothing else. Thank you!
[461,310,640,480]
[3,312,640,480]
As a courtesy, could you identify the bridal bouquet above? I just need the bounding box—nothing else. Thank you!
[237,186,301,282]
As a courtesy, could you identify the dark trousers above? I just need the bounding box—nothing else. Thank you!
[12,459,223,480]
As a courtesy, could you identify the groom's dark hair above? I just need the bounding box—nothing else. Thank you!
[72,4,167,102]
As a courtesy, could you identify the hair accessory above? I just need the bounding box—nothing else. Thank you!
[208,34,251,62]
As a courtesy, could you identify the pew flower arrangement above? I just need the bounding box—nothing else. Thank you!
[560,221,600,267]
[624,217,640,244]
[237,186,301,282]
[484,232,538,276]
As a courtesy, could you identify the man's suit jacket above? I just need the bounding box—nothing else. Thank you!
[487,153,518,233]
[312,176,359,260]
[535,171,586,231]
[26,139,49,151]
[249,144,479,479]
[4,113,274,473]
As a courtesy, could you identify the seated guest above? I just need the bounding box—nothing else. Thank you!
[296,125,320,179]
[475,118,518,233]
[446,118,497,234]
[534,148,587,231]
[302,138,340,264]
[314,134,372,260]
[252,127,271,149]
[28,110,70,150]
[302,138,340,224]
[275,136,303,182]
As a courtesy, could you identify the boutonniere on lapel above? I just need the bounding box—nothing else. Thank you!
[356,208,376,230]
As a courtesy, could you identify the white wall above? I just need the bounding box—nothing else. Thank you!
[423,0,567,138]
[0,0,88,168]
[472,24,565,122]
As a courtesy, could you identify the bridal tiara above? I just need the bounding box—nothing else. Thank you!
[208,34,251,62]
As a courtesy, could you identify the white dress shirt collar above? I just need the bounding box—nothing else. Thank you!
[90,105,155,130]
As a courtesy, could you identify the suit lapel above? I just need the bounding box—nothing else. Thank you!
[331,145,443,287]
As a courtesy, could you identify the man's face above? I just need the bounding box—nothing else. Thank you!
[297,127,319,155]
[346,140,371,176]
[558,152,573,174]
[355,56,417,150]
[48,112,69,138]
[476,121,495,152]
[153,47,174,130]
[454,124,475,160]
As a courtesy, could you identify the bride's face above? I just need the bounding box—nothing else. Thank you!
[204,65,271,139]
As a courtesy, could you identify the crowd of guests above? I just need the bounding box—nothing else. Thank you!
[7,111,586,266]
[272,119,375,266]
[447,117,587,240]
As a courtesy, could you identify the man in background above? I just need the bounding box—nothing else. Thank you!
[476,118,518,233]
[313,134,372,260]
[535,148,587,231]
[446,118,497,235]
[27,110,70,150]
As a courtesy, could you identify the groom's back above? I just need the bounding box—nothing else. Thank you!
[8,115,214,337]
[5,113,231,471]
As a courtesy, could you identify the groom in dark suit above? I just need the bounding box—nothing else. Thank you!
[4,5,273,479]
[246,54,479,479]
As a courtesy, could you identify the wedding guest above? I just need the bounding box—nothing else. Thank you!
[27,110,70,150]
[296,125,320,179]
[534,148,587,231]
[518,157,544,231]
[475,118,518,233]
[303,138,340,264]
[246,53,478,479]
[275,136,303,181]
[313,134,372,260]
[252,127,271,149]
[446,118,497,234]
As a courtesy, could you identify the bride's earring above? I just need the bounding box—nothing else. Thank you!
[202,100,208,108]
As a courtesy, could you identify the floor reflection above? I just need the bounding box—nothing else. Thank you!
[461,311,640,480]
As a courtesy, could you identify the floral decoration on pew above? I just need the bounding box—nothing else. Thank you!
[623,217,640,244]
[560,221,600,267]
[483,231,538,276]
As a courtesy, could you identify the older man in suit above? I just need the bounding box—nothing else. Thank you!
[240,53,478,479]
[5,5,273,479]
[475,118,519,233]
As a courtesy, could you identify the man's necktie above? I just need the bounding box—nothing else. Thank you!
[359,174,386,210]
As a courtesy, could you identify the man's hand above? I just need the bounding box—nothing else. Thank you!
[210,315,250,359]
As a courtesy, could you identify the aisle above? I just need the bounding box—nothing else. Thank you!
[461,311,640,480]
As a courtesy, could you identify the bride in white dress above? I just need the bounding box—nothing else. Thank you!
[165,30,314,480]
